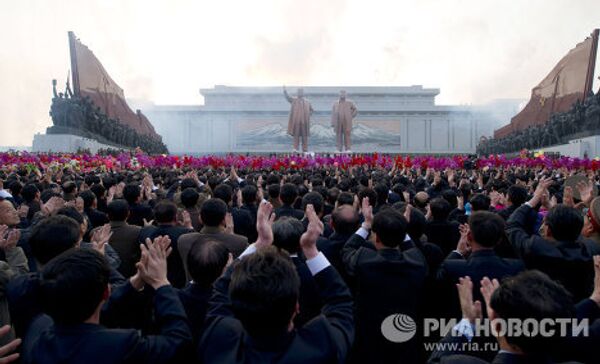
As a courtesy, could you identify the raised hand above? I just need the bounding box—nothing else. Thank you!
[224,212,234,235]
[0,226,20,251]
[138,236,171,289]
[0,325,20,363]
[255,200,275,248]
[457,223,471,257]
[577,179,595,206]
[180,210,193,229]
[360,197,373,229]
[91,224,112,255]
[42,196,65,216]
[300,204,324,259]
[563,186,575,207]
[590,256,600,306]
[456,276,482,324]
[480,276,500,319]
[143,218,154,227]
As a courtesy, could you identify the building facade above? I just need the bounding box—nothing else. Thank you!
[143,85,504,154]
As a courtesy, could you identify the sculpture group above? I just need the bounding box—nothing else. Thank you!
[478,92,600,155]
[49,80,168,154]
[284,87,358,153]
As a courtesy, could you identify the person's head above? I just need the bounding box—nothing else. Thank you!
[187,240,230,289]
[429,198,451,221]
[358,188,377,207]
[336,192,355,208]
[339,90,347,100]
[302,192,323,216]
[22,183,40,203]
[154,200,178,224]
[267,184,280,201]
[414,191,429,209]
[489,270,574,355]
[442,189,458,209]
[272,217,305,254]
[470,193,491,212]
[582,197,600,239]
[213,184,233,205]
[56,206,87,239]
[542,204,583,242]
[279,183,298,206]
[468,211,505,249]
[371,209,407,248]
[79,190,97,210]
[180,187,200,209]
[374,183,389,206]
[241,185,258,206]
[0,198,20,226]
[200,198,227,228]
[41,249,110,325]
[403,206,427,242]
[506,185,528,208]
[30,215,81,266]
[107,199,129,222]
[62,181,77,197]
[331,205,360,235]
[8,181,23,197]
[123,183,142,204]
[297,88,304,98]
[229,247,300,335]
[89,184,106,200]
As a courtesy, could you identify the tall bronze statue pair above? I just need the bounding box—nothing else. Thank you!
[284,87,358,153]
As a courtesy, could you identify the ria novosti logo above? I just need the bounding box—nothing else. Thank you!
[380,314,417,343]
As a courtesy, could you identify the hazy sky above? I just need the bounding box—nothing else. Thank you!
[0,0,599,146]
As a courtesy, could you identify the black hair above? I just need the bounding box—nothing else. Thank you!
[267,184,280,199]
[41,249,110,325]
[337,192,354,207]
[507,185,528,207]
[241,185,258,205]
[213,184,233,205]
[372,209,407,248]
[30,215,81,264]
[123,183,141,204]
[470,193,491,212]
[544,205,584,241]
[107,199,129,221]
[279,183,298,206]
[429,198,451,221]
[22,183,39,203]
[331,206,360,235]
[301,192,324,215]
[180,187,200,208]
[200,198,227,227]
[154,200,178,224]
[229,247,300,336]
[79,190,97,209]
[468,211,505,248]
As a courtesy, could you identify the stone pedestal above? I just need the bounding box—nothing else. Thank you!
[32,133,123,153]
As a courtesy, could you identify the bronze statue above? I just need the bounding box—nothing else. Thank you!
[331,90,358,153]
[283,86,313,153]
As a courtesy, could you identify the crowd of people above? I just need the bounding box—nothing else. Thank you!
[477,91,600,155]
[1,160,600,363]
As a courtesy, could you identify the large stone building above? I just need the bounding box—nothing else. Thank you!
[142,85,513,154]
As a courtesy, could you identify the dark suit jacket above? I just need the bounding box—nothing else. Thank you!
[177,227,248,281]
[506,204,600,301]
[426,220,462,256]
[85,207,109,229]
[178,283,212,342]
[275,205,305,221]
[198,263,354,363]
[436,249,525,318]
[15,283,191,364]
[342,233,427,363]
[106,221,142,278]
[127,202,154,227]
[317,232,354,277]
[139,224,194,288]
[231,207,255,243]
[291,256,322,327]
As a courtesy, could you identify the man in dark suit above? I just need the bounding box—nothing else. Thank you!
[275,183,304,220]
[123,183,154,227]
[178,198,248,281]
[497,185,528,221]
[426,198,461,256]
[103,199,141,278]
[342,198,427,363]
[429,271,576,363]
[437,211,525,319]
[138,200,193,288]
[10,241,192,364]
[317,205,359,280]
[506,177,600,301]
[80,190,109,229]
[213,184,255,242]
[198,202,354,363]
[179,239,230,341]
[180,187,202,232]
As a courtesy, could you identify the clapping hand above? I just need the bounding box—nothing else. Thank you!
[300,204,324,259]
[138,236,172,290]
[590,256,600,306]
[480,276,500,320]
[91,224,112,255]
[255,200,275,248]
[0,226,20,251]
[0,325,20,363]
[457,223,471,257]
[456,276,482,324]
[360,197,373,229]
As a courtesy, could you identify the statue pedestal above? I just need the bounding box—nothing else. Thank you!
[536,134,600,158]
[32,133,124,153]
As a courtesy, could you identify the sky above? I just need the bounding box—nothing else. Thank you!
[0,0,599,146]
